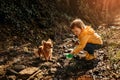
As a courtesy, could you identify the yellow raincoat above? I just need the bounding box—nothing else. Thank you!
[72,26,103,54]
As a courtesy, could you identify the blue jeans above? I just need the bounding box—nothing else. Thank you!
[84,43,102,54]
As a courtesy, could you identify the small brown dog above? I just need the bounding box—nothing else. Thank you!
[34,39,53,61]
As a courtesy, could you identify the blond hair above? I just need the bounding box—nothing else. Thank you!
[70,19,86,29]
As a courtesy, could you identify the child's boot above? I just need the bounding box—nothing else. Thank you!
[85,52,95,60]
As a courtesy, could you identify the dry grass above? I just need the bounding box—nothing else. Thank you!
[97,26,120,63]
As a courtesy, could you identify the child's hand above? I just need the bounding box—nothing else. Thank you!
[70,50,74,54]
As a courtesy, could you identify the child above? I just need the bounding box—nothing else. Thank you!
[70,19,103,60]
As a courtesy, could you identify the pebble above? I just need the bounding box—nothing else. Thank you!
[19,67,39,75]
[13,65,26,72]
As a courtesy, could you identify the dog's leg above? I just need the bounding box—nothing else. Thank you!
[46,53,49,61]
[42,51,48,61]
[38,47,43,59]
[49,53,52,60]
[34,49,39,57]
[49,49,53,60]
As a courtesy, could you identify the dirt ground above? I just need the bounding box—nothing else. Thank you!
[0,12,120,80]
[0,24,120,80]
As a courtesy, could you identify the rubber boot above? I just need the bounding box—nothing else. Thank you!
[85,52,95,60]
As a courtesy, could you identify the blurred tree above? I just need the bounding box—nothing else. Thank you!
[0,0,120,44]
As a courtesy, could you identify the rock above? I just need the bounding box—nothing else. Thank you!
[23,47,29,52]
[113,64,118,70]
[19,67,39,75]
[64,49,73,53]
[102,77,109,80]
[110,26,116,29]
[69,34,75,37]
[36,72,44,79]
[99,56,104,60]
[0,65,6,75]
[8,75,16,80]
[67,48,73,52]
[63,59,70,67]
[13,58,21,63]
[6,68,19,75]
[66,44,72,47]
[52,63,58,68]
[43,76,52,80]
[58,45,63,48]
[52,62,63,68]
[44,62,53,66]
[50,68,57,74]
[56,62,62,67]
[13,65,26,72]
[63,38,71,42]
[64,50,69,53]
[106,65,110,70]
[98,50,104,54]
[77,75,93,80]
[53,78,58,80]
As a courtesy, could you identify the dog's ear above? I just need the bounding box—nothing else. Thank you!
[47,38,52,42]
[42,40,46,45]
